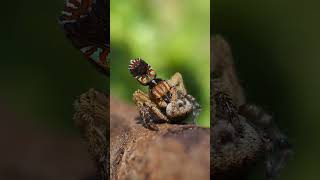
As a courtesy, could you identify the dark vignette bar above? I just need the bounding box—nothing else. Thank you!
[211,2,293,180]
[59,0,110,179]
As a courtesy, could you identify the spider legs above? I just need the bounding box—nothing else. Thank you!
[138,105,159,130]
[168,72,187,95]
[215,92,241,129]
[133,90,169,130]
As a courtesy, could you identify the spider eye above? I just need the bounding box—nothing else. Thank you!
[128,58,157,85]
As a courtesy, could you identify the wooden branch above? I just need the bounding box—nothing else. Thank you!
[73,90,210,180]
[110,98,210,180]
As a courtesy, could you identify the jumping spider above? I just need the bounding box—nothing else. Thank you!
[128,58,201,130]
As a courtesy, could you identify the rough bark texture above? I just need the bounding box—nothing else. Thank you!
[110,98,210,180]
[73,89,210,180]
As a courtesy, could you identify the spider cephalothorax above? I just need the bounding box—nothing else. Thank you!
[129,58,201,130]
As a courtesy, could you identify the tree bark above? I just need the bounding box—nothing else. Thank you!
[73,90,210,180]
[110,98,210,180]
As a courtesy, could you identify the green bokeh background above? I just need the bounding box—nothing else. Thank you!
[213,0,320,179]
[110,0,210,127]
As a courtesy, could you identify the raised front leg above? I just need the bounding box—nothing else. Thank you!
[168,72,187,96]
[133,90,169,130]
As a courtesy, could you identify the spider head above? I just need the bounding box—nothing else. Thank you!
[128,58,157,85]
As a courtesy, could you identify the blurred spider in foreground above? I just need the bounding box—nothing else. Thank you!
[214,88,292,179]
[211,36,292,180]
[128,58,201,130]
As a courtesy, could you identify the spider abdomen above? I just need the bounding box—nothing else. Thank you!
[150,81,171,100]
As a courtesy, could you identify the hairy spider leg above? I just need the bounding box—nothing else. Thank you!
[139,106,159,131]
[133,90,169,130]
[215,92,240,129]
